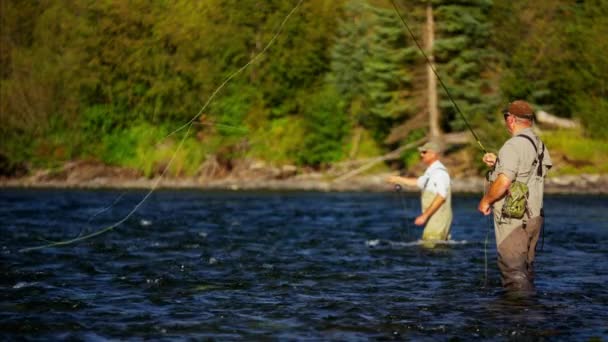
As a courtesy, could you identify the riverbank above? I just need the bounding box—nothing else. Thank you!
[1,160,607,194]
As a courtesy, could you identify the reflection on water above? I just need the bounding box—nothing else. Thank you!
[1,189,607,339]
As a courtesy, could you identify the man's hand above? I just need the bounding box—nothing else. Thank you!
[416,194,446,226]
[478,173,511,216]
[477,199,492,216]
[386,175,402,184]
[482,153,497,168]
[414,214,428,226]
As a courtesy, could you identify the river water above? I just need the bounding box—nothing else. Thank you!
[1,189,607,340]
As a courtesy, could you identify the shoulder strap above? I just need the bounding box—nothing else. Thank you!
[516,134,537,152]
[516,134,544,177]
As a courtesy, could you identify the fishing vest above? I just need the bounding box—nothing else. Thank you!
[501,134,546,219]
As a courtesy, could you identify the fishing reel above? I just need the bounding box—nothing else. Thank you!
[394,184,402,192]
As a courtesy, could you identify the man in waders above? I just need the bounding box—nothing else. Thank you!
[387,141,453,241]
[478,100,552,293]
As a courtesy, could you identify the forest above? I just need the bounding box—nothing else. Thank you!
[1,0,607,178]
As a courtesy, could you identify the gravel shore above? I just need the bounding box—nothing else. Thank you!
[2,170,607,194]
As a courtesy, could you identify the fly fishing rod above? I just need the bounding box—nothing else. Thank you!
[389,2,492,278]
[388,0,487,154]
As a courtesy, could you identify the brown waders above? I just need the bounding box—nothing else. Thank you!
[496,216,542,292]
[491,128,552,293]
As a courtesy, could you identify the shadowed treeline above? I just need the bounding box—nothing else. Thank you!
[1,0,607,178]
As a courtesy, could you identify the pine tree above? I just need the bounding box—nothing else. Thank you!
[330,0,416,142]
[432,0,498,132]
[364,4,414,121]
[330,0,370,111]
[494,0,608,138]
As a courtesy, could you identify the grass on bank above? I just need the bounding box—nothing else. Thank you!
[9,118,608,179]
[540,129,608,175]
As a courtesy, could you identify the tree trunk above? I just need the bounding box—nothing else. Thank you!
[425,1,441,142]
[349,126,363,159]
[333,138,426,183]
[536,110,579,129]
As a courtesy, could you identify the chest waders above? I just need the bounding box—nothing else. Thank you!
[420,168,452,241]
[491,134,548,292]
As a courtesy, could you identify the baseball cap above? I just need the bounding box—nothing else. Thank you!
[417,141,441,153]
[504,100,534,119]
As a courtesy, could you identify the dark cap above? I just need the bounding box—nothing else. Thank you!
[504,100,534,119]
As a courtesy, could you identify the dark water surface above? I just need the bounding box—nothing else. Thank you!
[1,189,607,340]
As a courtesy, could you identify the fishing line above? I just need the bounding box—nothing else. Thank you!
[398,187,415,241]
[392,184,409,241]
[388,0,487,154]
[163,0,305,141]
[482,177,493,288]
[20,124,194,253]
[388,0,494,286]
[483,217,491,287]
[37,192,127,244]
[20,0,305,253]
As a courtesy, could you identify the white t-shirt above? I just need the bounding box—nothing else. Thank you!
[416,160,450,198]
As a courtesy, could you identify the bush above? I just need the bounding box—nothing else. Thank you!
[575,96,608,140]
[91,123,203,177]
[297,87,348,167]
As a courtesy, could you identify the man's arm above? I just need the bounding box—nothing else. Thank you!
[478,173,511,215]
[386,175,417,187]
[415,194,446,226]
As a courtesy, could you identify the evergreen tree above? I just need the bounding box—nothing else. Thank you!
[569,0,608,138]
[330,0,369,106]
[432,0,498,132]
[494,0,608,138]
[330,0,416,143]
[364,4,415,122]
[298,86,348,167]
[492,1,570,115]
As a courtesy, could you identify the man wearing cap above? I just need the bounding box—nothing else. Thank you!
[387,141,453,241]
[478,100,552,293]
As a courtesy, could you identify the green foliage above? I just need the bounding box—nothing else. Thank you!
[574,96,608,140]
[569,1,608,139]
[207,85,253,138]
[0,0,606,176]
[493,1,574,114]
[94,123,204,177]
[400,128,427,169]
[493,0,608,139]
[297,87,349,167]
[346,128,385,160]
[131,134,205,178]
[433,0,499,132]
[330,0,417,143]
[363,5,415,120]
[330,0,370,105]
[81,105,126,136]
[541,129,608,175]
[248,117,306,164]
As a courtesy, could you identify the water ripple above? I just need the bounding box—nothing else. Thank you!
[0,189,607,340]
